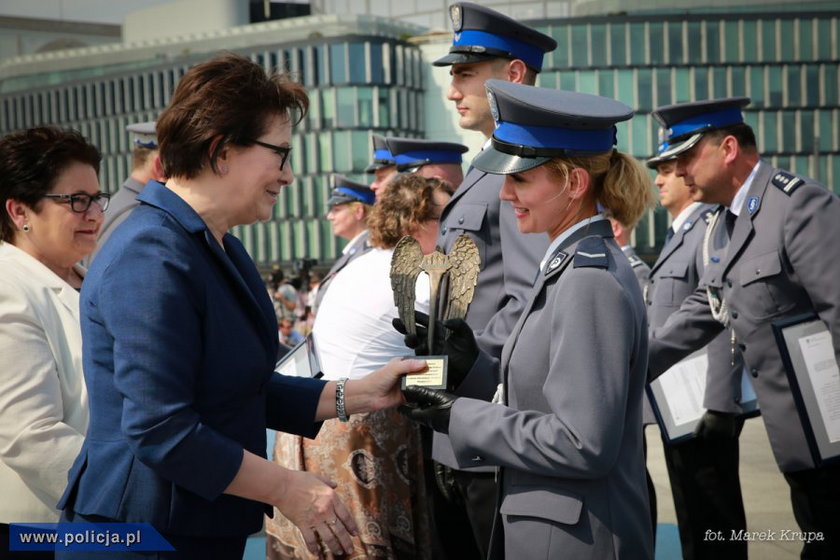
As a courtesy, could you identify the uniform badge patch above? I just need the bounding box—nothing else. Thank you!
[545,251,568,275]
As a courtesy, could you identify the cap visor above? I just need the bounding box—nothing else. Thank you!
[657,133,703,160]
[364,162,394,173]
[472,146,551,175]
[432,52,494,67]
[327,195,355,207]
[645,154,673,169]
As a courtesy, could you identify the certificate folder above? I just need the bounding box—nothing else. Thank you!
[772,313,840,466]
[274,334,322,379]
[648,350,760,444]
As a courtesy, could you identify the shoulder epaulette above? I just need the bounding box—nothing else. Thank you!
[701,207,717,225]
[628,253,644,268]
[771,171,804,196]
[574,237,609,269]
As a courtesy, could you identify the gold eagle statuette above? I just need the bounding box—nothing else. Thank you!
[390,234,480,352]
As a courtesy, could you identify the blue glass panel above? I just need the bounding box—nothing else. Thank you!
[649,22,664,65]
[591,24,606,66]
[610,22,626,66]
[348,43,365,83]
[668,22,683,64]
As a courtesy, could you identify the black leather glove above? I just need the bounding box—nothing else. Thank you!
[400,386,458,434]
[693,410,742,440]
[393,311,479,391]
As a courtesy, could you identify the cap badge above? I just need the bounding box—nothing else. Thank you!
[487,88,499,124]
[450,5,462,31]
[747,196,760,215]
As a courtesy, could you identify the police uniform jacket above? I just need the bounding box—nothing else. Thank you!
[434,166,548,469]
[623,245,650,288]
[649,161,840,472]
[58,182,326,536]
[621,245,657,425]
[449,219,652,559]
[647,204,743,414]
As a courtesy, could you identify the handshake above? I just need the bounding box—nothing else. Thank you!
[393,311,480,434]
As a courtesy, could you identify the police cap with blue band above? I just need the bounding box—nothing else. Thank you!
[472,80,634,175]
[126,121,157,149]
[327,174,375,208]
[386,137,469,172]
[363,133,396,173]
[433,2,557,72]
[651,97,750,161]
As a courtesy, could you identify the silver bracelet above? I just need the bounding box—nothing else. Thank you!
[336,378,349,422]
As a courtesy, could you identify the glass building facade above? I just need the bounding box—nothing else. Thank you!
[1,8,838,265]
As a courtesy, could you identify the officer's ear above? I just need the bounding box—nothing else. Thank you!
[720,135,740,166]
[506,59,529,84]
[567,167,591,200]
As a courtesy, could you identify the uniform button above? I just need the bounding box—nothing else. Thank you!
[726,279,733,288]
[751,368,758,378]
[458,216,465,224]
[471,455,484,463]
[731,311,739,319]
[442,226,448,234]
[755,269,761,275]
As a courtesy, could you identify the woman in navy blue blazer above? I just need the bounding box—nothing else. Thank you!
[57,53,426,559]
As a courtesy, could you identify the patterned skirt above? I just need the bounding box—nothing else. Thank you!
[266,408,431,560]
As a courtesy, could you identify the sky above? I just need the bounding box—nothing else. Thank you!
[0,0,185,24]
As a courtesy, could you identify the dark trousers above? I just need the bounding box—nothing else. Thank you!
[0,524,55,560]
[783,462,840,560]
[663,429,747,560]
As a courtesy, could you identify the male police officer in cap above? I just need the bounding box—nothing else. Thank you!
[365,133,398,200]
[88,121,165,264]
[647,96,840,558]
[386,137,468,190]
[314,174,375,308]
[645,134,749,560]
[424,3,557,557]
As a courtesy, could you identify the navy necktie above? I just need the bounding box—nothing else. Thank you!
[664,226,675,245]
[725,210,737,238]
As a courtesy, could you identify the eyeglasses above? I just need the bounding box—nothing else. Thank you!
[42,192,111,213]
[249,139,292,170]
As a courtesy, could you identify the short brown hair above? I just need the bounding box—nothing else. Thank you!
[368,175,451,249]
[0,126,101,242]
[156,52,309,179]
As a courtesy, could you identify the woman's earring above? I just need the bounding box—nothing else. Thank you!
[22,224,30,232]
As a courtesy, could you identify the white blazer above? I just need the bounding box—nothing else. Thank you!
[0,242,89,523]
